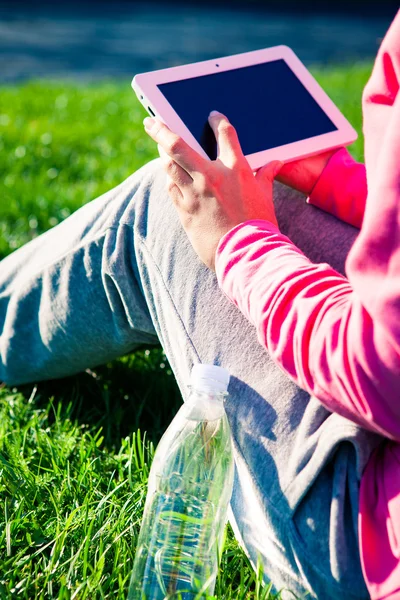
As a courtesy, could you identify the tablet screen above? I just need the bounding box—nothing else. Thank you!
[157,59,337,160]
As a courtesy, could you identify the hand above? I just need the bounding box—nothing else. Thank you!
[276,149,338,196]
[143,111,283,270]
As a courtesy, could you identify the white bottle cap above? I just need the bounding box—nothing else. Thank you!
[190,364,230,393]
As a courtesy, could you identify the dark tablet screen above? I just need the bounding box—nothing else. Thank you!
[157,59,337,160]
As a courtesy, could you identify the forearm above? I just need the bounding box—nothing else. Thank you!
[307,148,367,228]
[277,147,367,229]
[216,220,400,441]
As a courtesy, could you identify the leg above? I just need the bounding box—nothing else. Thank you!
[0,169,159,384]
[129,163,380,599]
[273,182,359,276]
[0,160,380,598]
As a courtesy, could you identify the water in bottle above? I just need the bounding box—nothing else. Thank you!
[128,364,234,600]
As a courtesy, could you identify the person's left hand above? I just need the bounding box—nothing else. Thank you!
[144,111,283,270]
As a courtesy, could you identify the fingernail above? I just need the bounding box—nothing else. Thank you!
[209,110,222,118]
[143,117,155,130]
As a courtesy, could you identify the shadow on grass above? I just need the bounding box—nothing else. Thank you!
[16,346,182,449]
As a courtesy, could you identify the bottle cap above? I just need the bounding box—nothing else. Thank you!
[190,364,230,393]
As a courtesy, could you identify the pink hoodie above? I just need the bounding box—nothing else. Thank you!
[215,12,400,600]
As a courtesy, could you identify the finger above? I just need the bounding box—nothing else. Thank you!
[158,145,193,187]
[254,160,284,187]
[208,111,244,165]
[144,117,207,177]
[166,174,184,205]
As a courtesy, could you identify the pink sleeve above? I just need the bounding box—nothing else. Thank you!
[216,221,400,441]
[215,12,400,442]
[307,148,367,229]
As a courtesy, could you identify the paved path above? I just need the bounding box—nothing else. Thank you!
[0,2,393,82]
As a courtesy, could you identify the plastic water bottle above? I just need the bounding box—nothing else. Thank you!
[128,364,234,600]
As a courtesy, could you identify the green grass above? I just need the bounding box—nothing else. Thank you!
[0,62,372,599]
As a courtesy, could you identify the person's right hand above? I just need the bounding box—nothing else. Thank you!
[275,148,339,196]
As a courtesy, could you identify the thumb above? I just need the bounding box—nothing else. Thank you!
[208,110,243,163]
[255,160,284,186]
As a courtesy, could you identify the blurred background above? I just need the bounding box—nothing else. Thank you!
[0,0,398,83]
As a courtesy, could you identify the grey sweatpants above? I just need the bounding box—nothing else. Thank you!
[0,159,381,599]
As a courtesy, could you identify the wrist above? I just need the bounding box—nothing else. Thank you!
[277,149,340,196]
[307,150,340,195]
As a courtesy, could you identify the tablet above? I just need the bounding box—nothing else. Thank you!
[132,46,357,170]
